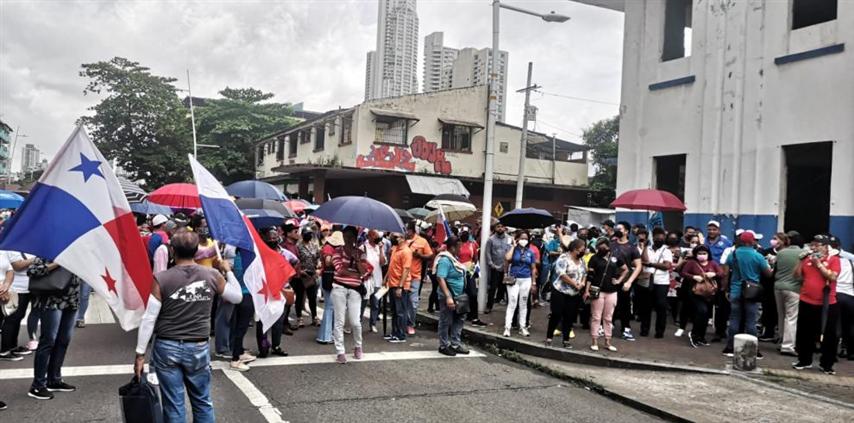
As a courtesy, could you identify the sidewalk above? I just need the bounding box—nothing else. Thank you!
[415,282,854,404]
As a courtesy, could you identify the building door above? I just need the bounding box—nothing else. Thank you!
[654,154,686,231]
[783,142,832,240]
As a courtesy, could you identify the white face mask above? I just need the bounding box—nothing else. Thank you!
[518,239,529,247]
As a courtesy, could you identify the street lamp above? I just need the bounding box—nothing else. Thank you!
[478,1,570,313]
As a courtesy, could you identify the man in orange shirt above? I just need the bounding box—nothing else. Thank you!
[405,222,434,335]
[385,233,412,343]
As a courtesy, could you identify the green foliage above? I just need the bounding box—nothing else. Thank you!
[193,87,296,184]
[0,119,12,135]
[582,115,619,206]
[78,57,191,189]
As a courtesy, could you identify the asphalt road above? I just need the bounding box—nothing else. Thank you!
[0,305,661,422]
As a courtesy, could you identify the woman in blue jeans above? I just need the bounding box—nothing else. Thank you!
[27,258,80,400]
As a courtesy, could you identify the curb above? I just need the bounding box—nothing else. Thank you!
[417,311,727,375]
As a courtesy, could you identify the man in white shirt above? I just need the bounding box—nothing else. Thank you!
[642,228,673,338]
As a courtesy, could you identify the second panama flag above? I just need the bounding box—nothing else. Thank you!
[189,155,295,332]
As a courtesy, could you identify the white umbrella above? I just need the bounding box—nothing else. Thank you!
[424,203,476,223]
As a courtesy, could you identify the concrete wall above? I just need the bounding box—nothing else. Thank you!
[616,0,854,247]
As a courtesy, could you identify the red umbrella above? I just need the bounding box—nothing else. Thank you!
[284,199,312,214]
[610,189,686,212]
[148,183,201,209]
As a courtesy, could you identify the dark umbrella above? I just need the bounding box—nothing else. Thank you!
[499,208,557,229]
[235,198,295,218]
[407,207,431,220]
[244,209,286,230]
[226,180,287,201]
[610,189,686,212]
[394,208,414,223]
[118,176,147,203]
[129,201,173,216]
[311,196,404,234]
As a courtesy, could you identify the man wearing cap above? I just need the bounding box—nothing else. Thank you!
[721,231,772,357]
[704,221,732,264]
[792,235,841,374]
[148,214,171,259]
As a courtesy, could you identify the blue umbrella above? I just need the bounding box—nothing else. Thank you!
[244,209,286,230]
[499,207,556,229]
[226,180,287,201]
[0,190,25,209]
[130,201,174,216]
[311,196,404,234]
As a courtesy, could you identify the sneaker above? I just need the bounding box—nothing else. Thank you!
[590,345,600,351]
[688,333,698,348]
[452,345,470,355]
[544,339,553,347]
[562,341,573,350]
[606,345,618,352]
[26,340,38,351]
[239,353,257,363]
[12,346,32,356]
[354,347,363,360]
[406,327,416,336]
[0,352,23,362]
[553,329,562,337]
[654,333,664,339]
[383,334,394,340]
[470,319,487,327]
[438,347,456,357]
[0,400,6,410]
[621,330,636,342]
[388,337,406,344]
[722,348,734,357]
[76,320,86,329]
[503,328,511,337]
[756,351,764,360]
[792,362,813,370]
[336,354,347,364]
[780,349,797,357]
[215,352,231,360]
[46,382,76,392]
[370,325,378,333]
[28,388,53,400]
[229,361,250,372]
[520,328,530,337]
[697,340,710,347]
[674,328,684,337]
[271,347,289,357]
[821,367,836,376]
[571,329,578,339]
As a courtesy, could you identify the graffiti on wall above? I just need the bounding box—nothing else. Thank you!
[356,136,453,175]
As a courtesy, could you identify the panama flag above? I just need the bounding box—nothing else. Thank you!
[188,155,295,332]
[0,126,153,330]
[433,206,451,245]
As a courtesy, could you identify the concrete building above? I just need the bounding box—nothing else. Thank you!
[0,125,9,176]
[422,31,509,121]
[576,0,854,248]
[254,85,590,219]
[365,0,420,100]
[21,143,39,172]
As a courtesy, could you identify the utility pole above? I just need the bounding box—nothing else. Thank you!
[187,69,198,158]
[514,62,540,209]
[551,133,557,184]
[6,127,27,187]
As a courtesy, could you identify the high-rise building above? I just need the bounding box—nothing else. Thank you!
[423,32,458,93]
[21,143,39,172]
[365,0,419,100]
[425,36,509,122]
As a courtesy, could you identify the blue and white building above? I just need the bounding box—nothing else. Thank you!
[576,0,854,248]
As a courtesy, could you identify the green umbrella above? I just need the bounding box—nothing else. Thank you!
[407,207,430,220]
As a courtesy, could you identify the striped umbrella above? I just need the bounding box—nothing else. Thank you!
[118,176,147,203]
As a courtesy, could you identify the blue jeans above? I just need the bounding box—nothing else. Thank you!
[76,282,92,322]
[438,292,464,349]
[214,299,234,355]
[391,288,408,340]
[316,288,334,343]
[407,279,421,327]
[152,339,214,423]
[726,295,759,351]
[32,307,76,389]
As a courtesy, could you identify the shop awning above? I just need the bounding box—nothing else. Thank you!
[405,175,470,197]
[438,117,484,129]
[371,109,419,122]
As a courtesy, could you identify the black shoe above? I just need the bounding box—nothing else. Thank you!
[0,400,6,410]
[562,341,573,350]
[792,361,813,370]
[821,367,836,375]
[258,347,270,358]
[47,382,76,392]
[688,333,698,348]
[758,335,775,342]
[470,319,487,327]
[11,346,32,356]
[654,333,664,339]
[756,352,764,360]
[271,347,289,357]
[76,320,86,329]
[438,347,456,357]
[28,388,54,400]
[0,352,23,362]
[452,345,470,355]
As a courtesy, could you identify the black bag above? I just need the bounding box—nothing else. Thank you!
[453,293,470,315]
[321,270,334,292]
[119,376,164,423]
[732,250,763,302]
[28,266,74,296]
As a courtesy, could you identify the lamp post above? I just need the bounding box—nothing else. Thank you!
[6,127,27,187]
[477,1,570,313]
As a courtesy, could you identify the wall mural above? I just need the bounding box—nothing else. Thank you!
[356,136,453,175]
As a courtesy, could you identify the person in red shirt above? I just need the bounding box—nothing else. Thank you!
[793,235,840,374]
[457,229,486,327]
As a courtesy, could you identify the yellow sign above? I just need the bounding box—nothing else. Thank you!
[494,202,504,217]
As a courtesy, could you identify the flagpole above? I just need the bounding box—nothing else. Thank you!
[187,69,198,158]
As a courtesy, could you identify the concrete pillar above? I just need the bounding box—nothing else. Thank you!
[298,176,309,200]
[733,334,758,371]
[313,170,326,204]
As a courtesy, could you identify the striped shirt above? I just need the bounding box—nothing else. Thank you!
[332,246,373,288]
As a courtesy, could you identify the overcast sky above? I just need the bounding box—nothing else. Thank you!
[0,0,623,173]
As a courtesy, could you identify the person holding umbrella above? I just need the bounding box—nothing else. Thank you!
[503,231,537,337]
[792,235,840,374]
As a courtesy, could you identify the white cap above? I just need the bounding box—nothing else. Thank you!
[707,220,721,228]
[735,229,764,240]
[152,214,168,227]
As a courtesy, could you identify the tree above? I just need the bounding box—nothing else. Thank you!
[193,87,296,184]
[78,57,191,188]
[582,115,619,206]
[0,119,12,135]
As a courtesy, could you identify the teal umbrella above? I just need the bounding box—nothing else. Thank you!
[0,190,25,209]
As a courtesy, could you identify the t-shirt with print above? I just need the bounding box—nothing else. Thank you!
[645,245,674,285]
[552,254,586,295]
[435,256,465,297]
[610,241,640,274]
[154,264,220,340]
[799,255,840,306]
[587,254,625,293]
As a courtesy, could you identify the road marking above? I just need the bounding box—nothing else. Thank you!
[221,368,287,423]
[0,350,486,380]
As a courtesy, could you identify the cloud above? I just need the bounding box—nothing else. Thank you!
[0,0,622,173]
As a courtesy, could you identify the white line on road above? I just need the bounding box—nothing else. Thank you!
[221,368,288,423]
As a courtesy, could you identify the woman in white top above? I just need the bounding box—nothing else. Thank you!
[361,230,386,333]
[0,251,40,359]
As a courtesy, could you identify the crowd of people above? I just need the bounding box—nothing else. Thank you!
[1,208,852,419]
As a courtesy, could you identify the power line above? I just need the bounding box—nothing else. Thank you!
[534,89,619,106]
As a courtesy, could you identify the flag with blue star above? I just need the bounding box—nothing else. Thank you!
[69,153,104,182]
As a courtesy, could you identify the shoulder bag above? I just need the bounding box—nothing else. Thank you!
[732,250,763,301]
[589,255,610,300]
[452,292,470,315]
[691,262,717,298]
[28,266,74,296]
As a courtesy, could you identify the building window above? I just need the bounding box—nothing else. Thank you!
[288,136,297,158]
[375,119,408,145]
[276,137,284,161]
[340,117,353,145]
[499,142,509,153]
[792,0,837,30]
[662,0,692,62]
[328,121,335,136]
[256,145,264,166]
[314,126,325,151]
[299,130,310,144]
[441,124,472,152]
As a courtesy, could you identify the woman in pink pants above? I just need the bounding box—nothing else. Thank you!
[586,238,628,352]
